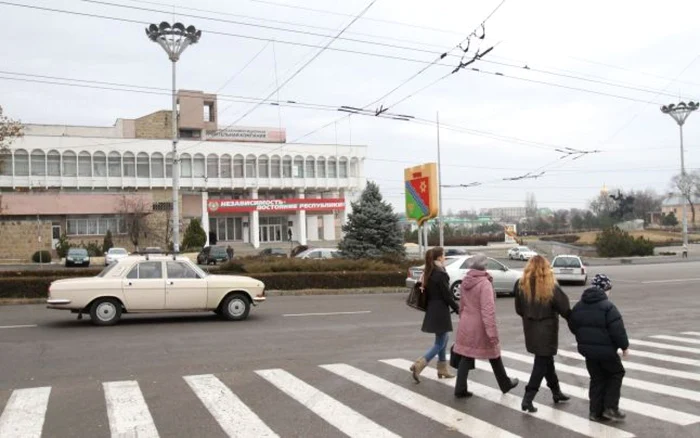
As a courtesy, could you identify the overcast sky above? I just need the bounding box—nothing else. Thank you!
[2,0,700,213]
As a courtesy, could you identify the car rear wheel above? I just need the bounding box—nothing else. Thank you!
[219,294,250,321]
[451,281,462,301]
[89,298,122,326]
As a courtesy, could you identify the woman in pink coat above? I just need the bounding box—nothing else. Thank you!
[453,254,519,398]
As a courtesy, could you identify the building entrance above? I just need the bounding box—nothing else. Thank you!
[259,217,284,243]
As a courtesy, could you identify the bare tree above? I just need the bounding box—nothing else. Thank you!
[525,192,538,218]
[670,172,700,226]
[0,105,24,173]
[588,192,616,216]
[119,195,153,252]
[629,189,662,224]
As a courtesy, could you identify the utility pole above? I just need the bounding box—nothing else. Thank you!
[437,111,444,248]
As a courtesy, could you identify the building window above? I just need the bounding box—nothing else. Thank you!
[193,154,205,178]
[93,152,107,177]
[0,154,11,176]
[328,157,337,178]
[108,152,121,177]
[165,153,173,178]
[78,152,91,177]
[282,156,292,178]
[13,149,29,176]
[123,152,136,177]
[233,154,244,178]
[258,155,269,178]
[137,153,149,178]
[220,154,232,178]
[47,150,60,176]
[245,154,256,178]
[350,158,358,177]
[271,155,281,178]
[151,153,164,178]
[206,154,219,178]
[305,156,315,178]
[204,102,215,122]
[66,216,125,236]
[339,158,348,178]
[180,153,192,178]
[317,157,326,178]
[293,156,304,178]
[31,150,46,176]
[62,151,77,177]
[179,129,201,139]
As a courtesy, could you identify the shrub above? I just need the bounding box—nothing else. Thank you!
[82,241,103,257]
[218,258,413,274]
[31,251,52,263]
[0,269,101,278]
[182,218,206,251]
[595,227,654,257]
[540,234,581,244]
[0,277,54,299]
[56,234,71,259]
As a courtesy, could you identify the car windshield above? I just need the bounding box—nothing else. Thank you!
[188,261,209,277]
[68,249,88,256]
[97,262,119,277]
[109,248,127,255]
[518,247,531,251]
[553,257,582,268]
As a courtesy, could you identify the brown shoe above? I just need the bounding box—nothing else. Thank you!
[437,360,455,379]
[410,357,428,383]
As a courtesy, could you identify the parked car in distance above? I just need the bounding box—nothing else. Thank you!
[295,248,342,259]
[445,248,469,256]
[65,248,90,267]
[258,248,288,258]
[47,255,266,326]
[551,255,587,285]
[142,247,163,255]
[507,246,538,261]
[406,255,523,300]
[197,246,230,265]
[104,247,129,266]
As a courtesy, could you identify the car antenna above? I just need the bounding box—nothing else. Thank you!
[145,253,149,261]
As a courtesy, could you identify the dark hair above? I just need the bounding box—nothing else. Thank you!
[424,246,444,282]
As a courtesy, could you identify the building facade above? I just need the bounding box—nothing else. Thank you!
[661,196,700,226]
[0,90,366,261]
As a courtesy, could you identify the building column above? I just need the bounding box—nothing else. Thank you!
[201,191,210,246]
[250,188,260,249]
[338,189,348,227]
[296,189,307,246]
[322,191,337,242]
[306,193,320,242]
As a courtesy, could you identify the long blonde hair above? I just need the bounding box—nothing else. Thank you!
[520,255,557,303]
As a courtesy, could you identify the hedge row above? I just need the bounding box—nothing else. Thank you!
[0,269,101,279]
[539,234,581,244]
[218,258,419,274]
[0,272,406,299]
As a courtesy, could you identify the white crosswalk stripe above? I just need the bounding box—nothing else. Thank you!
[463,356,700,426]
[0,387,51,438]
[681,331,700,337]
[620,348,700,367]
[629,339,700,354]
[557,350,700,382]
[321,363,521,438]
[256,369,399,438]
[103,381,159,438]
[184,374,279,438]
[382,359,635,438]
[501,350,700,403]
[650,335,700,345]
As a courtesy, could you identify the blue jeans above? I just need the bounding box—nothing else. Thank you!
[423,332,449,362]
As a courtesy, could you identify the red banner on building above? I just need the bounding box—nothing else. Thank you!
[207,198,346,214]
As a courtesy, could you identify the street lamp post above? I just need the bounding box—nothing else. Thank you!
[146,22,201,254]
[661,101,699,252]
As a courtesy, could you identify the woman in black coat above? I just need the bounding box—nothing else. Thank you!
[410,247,459,383]
[515,255,572,413]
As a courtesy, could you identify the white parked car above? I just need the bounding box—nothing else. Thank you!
[295,248,341,259]
[406,256,523,300]
[47,256,266,326]
[508,246,538,261]
[104,247,129,266]
[551,255,587,285]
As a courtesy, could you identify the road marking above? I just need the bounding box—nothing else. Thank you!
[557,350,700,382]
[650,335,700,345]
[681,331,700,337]
[0,387,51,438]
[382,359,635,437]
[283,311,372,317]
[184,374,278,438]
[103,381,159,438]
[618,349,700,367]
[457,356,700,426]
[256,369,399,438]
[641,278,700,284]
[629,339,700,354]
[501,350,700,403]
[0,325,38,329]
[321,363,520,438]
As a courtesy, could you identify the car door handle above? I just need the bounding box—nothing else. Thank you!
[127,282,132,286]
[168,281,174,285]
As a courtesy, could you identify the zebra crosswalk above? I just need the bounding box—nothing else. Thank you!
[1,332,699,438]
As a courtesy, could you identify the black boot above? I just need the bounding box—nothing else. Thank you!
[521,389,538,413]
[503,378,519,395]
[603,408,626,421]
[551,387,570,404]
[454,390,473,399]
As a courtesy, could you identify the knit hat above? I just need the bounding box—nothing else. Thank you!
[591,274,612,291]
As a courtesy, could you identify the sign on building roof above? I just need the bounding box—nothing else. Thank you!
[205,127,286,143]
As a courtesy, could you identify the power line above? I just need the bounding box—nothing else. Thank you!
[215,41,270,93]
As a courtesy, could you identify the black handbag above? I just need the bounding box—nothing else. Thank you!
[449,344,475,370]
[406,282,427,312]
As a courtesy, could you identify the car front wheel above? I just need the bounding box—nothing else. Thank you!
[219,294,251,321]
[89,298,122,326]
[451,281,462,301]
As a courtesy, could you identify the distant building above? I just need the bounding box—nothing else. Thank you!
[479,207,526,221]
[661,196,700,225]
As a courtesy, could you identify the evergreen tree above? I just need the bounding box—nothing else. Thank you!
[103,230,114,253]
[182,218,207,251]
[339,181,406,259]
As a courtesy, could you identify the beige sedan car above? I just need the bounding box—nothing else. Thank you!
[47,256,266,326]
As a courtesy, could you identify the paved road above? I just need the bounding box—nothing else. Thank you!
[1,263,699,437]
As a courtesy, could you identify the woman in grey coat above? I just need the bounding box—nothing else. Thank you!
[410,247,459,383]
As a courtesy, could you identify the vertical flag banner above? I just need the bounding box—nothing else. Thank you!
[404,163,439,225]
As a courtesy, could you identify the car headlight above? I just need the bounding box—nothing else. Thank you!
[67,257,73,261]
